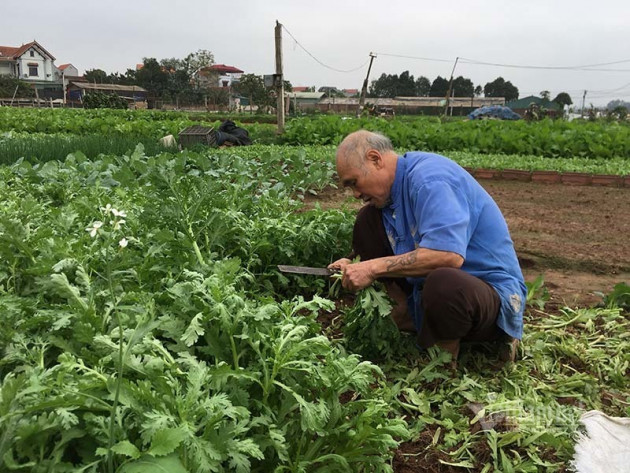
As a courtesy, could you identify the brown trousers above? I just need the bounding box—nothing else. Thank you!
[351,205,503,348]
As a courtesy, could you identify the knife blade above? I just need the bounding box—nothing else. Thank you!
[277,265,337,276]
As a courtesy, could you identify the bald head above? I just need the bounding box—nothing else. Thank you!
[336,130,394,170]
[335,130,398,207]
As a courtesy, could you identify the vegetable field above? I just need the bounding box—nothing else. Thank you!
[0,109,629,472]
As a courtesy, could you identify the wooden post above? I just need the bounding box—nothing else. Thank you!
[357,53,376,118]
[443,57,459,118]
[275,20,285,133]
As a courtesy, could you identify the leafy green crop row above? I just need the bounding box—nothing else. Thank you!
[280,115,630,159]
[0,108,277,143]
[0,147,407,472]
[1,144,628,472]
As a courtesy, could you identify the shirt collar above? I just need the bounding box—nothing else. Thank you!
[385,156,406,210]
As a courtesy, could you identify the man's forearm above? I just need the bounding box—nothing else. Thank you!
[370,248,463,278]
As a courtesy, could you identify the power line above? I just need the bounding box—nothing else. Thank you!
[459,57,630,72]
[372,52,630,72]
[374,52,453,64]
[281,24,370,73]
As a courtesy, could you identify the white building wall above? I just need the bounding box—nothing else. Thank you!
[0,62,13,77]
[17,47,55,82]
[218,72,243,87]
[62,65,79,76]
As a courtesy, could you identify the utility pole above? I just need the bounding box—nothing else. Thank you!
[443,57,459,118]
[581,90,587,118]
[275,20,285,134]
[356,52,376,118]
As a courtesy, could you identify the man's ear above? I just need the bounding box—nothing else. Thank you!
[366,149,383,169]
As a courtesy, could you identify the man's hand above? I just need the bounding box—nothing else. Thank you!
[340,260,377,292]
[329,258,376,291]
[328,258,352,273]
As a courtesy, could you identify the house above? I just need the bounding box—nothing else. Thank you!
[292,86,311,93]
[57,63,79,77]
[285,91,325,111]
[0,41,59,84]
[199,64,243,87]
[504,96,563,118]
[342,88,359,97]
[0,40,66,98]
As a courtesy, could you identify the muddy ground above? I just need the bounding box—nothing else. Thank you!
[305,179,630,307]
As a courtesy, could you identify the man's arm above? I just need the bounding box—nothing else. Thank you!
[338,248,463,291]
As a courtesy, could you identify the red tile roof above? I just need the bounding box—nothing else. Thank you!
[58,63,72,70]
[210,64,243,74]
[0,41,55,60]
[292,86,310,92]
[0,46,20,58]
[343,89,359,94]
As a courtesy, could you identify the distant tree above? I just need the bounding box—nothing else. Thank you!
[484,77,519,102]
[121,69,137,84]
[474,85,483,97]
[369,71,420,97]
[0,76,34,98]
[540,90,551,100]
[553,92,572,108]
[415,76,431,96]
[159,57,184,73]
[283,80,293,92]
[608,105,628,120]
[84,69,108,83]
[318,86,345,98]
[205,87,230,107]
[369,73,395,97]
[429,76,449,97]
[135,58,169,100]
[396,71,417,96]
[606,99,630,111]
[233,74,271,112]
[452,76,475,97]
[184,49,215,76]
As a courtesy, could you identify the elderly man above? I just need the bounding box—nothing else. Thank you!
[329,130,526,361]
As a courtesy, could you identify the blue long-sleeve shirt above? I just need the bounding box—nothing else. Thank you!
[381,152,527,339]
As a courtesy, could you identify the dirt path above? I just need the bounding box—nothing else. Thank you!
[304,181,630,306]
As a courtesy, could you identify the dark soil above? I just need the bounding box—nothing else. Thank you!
[393,429,460,473]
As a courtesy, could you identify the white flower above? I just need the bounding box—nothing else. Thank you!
[101,204,112,215]
[86,221,103,237]
[110,219,126,231]
[119,237,129,248]
[112,209,127,218]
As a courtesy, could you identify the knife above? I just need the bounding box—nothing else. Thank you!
[277,265,338,276]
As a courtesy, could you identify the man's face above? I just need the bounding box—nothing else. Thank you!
[337,152,390,208]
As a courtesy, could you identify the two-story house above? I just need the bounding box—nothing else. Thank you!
[0,41,57,82]
[198,64,244,88]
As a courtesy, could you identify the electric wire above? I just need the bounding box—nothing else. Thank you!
[459,57,630,72]
[374,52,453,64]
[281,24,370,73]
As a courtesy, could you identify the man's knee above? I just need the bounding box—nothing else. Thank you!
[422,267,465,312]
[421,267,501,344]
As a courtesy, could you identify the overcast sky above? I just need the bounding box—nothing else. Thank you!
[3,0,629,106]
